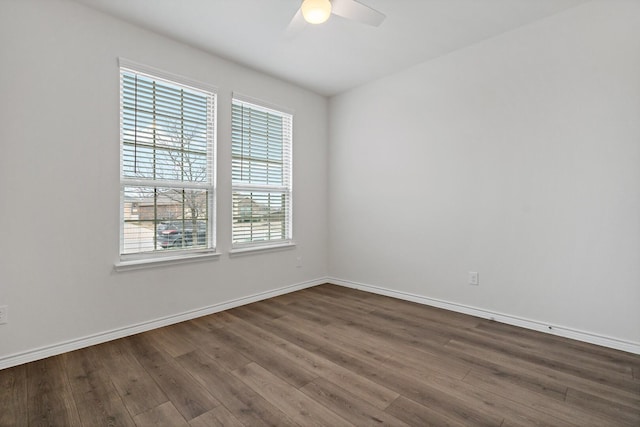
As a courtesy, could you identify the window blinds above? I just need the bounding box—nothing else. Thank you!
[231,97,293,247]
[120,64,216,256]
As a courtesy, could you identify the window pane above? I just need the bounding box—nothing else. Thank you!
[232,191,288,244]
[231,102,287,186]
[123,186,209,253]
[122,71,209,184]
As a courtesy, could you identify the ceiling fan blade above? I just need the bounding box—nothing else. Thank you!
[330,0,386,27]
[284,8,307,37]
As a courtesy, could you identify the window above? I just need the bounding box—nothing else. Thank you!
[119,60,216,259]
[231,96,293,249]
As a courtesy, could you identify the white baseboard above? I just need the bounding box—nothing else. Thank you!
[328,277,640,355]
[3,276,637,370]
[0,277,327,370]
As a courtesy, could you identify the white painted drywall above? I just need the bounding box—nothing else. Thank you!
[0,0,328,359]
[329,1,640,344]
[1,0,638,362]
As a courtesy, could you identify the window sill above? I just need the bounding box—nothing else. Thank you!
[114,251,221,272]
[229,242,296,257]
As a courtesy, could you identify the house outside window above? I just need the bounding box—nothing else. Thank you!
[231,95,293,250]
[119,59,216,260]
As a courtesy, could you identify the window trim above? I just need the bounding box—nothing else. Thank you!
[228,242,296,257]
[232,92,295,117]
[114,251,222,272]
[117,58,217,264]
[231,93,294,251]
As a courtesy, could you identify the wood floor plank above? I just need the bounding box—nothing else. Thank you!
[125,334,220,421]
[0,362,27,427]
[446,338,640,409]
[464,365,568,402]
[176,349,299,427]
[224,310,401,410]
[178,319,253,371]
[385,396,468,427]
[144,325,197,358]
[187,311,229,330]
[188,405,245,427]
[274,308,470,388]
[565,386,640,426]
[133,401,189,427]
[226,304,279,325]
[460,368,615,426]
[90,338,168,417]
[391,377,504,426]
[232,362,353,426]
[270,315,503,426]
[476,320,640,367]
[227,309,394,378]
[230,298,289,322]
[450,327,640,393]
[319,363,401,412]
[325,321,472,380]
[63,348,136,427]
[303,284,374,302]
[207,322,319,388]
[383,326,580,405]
[299,289,461,343]
[429,373,576,427]
[310,284,478,329]
[271,290,307,305]
[62,346,104,378]
[290,296,453,350]
[299,286,380,315]
[272,299,334,326]
[473,322,636,377]
[65,367,136,427]
[26,357,82,427]
[300,377,409,426]
[269,314,394,374]
[146,359,219,421]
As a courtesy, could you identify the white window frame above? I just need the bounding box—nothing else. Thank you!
[231,94,293,252]
[117,59,218,267]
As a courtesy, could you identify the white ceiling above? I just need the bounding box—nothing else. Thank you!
[72,0,587,96]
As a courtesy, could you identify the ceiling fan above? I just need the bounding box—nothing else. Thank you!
[287,0,386,35]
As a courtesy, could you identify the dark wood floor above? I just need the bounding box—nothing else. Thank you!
[1,284,639,426]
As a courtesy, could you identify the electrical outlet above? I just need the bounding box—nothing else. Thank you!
[0,305,7,324]
[296,256,303,268]
[469,272,479,286]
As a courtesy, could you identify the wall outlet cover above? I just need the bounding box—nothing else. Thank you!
[469,272,479,285]
[0,305,7,324]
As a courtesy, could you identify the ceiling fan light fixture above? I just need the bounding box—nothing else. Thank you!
[301,0,332,24]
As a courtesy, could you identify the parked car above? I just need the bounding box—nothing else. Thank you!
[157,221,207,249]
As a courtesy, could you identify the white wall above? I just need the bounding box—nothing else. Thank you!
[329,1,640,346]
[1,0,638,364]
[0,0,328,362]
